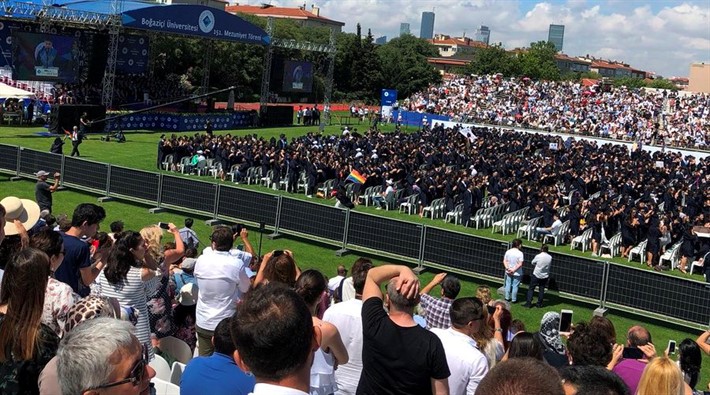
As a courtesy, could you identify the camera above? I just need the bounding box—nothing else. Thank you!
[231,223,245,235]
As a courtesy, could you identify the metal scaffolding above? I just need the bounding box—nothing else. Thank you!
[0,1,114,26]
[198,40,213,96]
[100,0,123,110]
[258,17,274,116]
[320,27,337,132]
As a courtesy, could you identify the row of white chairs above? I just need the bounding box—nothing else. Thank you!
[492,207,530,235]
[472,202,511,229]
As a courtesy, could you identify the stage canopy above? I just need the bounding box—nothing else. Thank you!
[1,1,270,45]
[0,82,34,99]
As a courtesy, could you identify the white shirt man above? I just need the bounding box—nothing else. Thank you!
[322,297,363,395]
[195,227,252,356]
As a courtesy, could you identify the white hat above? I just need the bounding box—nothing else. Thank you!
[196,150,204,154]
[35,170,50,177]
[177,283,198,306]
[1,196,40,236]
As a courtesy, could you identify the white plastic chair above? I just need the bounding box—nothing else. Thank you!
[149,354,171,382]
[151,377,180,395]
[571,228,593,252]
[159,336,193,364]
[170,362,186,386]
[628,239,648,264]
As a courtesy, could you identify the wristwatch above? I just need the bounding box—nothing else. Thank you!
[495,328,503,333]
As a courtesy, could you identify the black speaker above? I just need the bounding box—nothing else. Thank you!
[54,105,106,133]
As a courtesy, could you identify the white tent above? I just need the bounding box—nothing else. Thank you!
[0,82,35,99]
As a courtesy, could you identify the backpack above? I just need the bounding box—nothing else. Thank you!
[333,277,347,303]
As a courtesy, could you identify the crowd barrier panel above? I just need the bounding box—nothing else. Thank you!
[1,144,708,328]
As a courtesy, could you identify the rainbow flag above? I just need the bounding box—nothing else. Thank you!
[346,169,367,184]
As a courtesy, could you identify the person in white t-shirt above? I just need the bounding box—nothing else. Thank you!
[195,227,252,356]
[431,297,489,395]
[327,265,348,302]
[322,258,373,395]
[503,239,524,303]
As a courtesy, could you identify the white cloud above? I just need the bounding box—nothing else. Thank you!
[264,0,710,77]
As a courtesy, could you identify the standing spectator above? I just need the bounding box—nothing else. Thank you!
[294,270,349,395]
[0,248,59,394]
[195,227,251,356]
[636,356,686,395]
[31,229,78,338]
[357,264,450,394]
[94,231,156,358]
[181,317,255,395]
[230,284,318,395]
[677,339,701,392]
[49,136,66,155]
[419,272,461,329]
[322,258,373,395]
[524,245,552,308]
[56,318,156,395]
[35,170,60,213]
[559,366,630,395]
[55,203,106,297]
[179,218,200,249]
[475,358,564,395]
[69,126,82,157]
[503,239,524,303]
[108,220,124,241]
[567,322,613,368]
[610,325,658,394]
[534,312,569,368]
[327,264,348,303]
[431,297,489,395]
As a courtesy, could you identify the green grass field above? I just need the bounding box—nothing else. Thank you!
[2,177,710,389]
[0,122,705,284]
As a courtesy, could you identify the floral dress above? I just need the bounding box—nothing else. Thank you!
[147,261,175,339]
[0,315,59,395]
[41,277,79,338]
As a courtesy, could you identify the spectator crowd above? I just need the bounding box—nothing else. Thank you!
[1,194,710,395]
[401,75,710,149]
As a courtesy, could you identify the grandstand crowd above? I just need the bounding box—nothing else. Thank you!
[401,75,710,149]
[1,196,710,395]
[159,120,710,274]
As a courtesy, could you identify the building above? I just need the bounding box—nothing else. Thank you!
[375,36,387,45]
[475,25,490,45]
[420,11,435,39]
[226,3,345,32]
[555,54,591,74]
[548,24,564,52]
[688,63,710,93]
[427,57,470,74]
[428,35,487,58]
[400,22,410,36]
[668,77,689,90]
[588,59,646,79]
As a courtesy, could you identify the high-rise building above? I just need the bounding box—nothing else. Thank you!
[475,25,490,45]
[548,24,565,52]
[400,22,410,36]
[375,36,387,45]
[420,11,435,39]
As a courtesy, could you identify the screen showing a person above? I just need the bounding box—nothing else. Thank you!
[12,31,77,82]
[559,310,573,333]
[282,60,313,93]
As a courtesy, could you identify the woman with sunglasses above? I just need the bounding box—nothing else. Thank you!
[0,248,60,394]
[30,228,79,338]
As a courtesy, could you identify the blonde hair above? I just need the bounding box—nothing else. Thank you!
[476,285,492,305]
[637,356,685,395]
[140,225,163,262]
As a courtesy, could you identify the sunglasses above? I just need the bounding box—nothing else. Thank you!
[86,344,149,390]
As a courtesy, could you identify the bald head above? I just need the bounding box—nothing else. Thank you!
[627,325,651,347]
[337,265,347,276]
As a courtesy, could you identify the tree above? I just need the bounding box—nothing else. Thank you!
[517,41,560,81]
[376,35,441,99]
[613,77,646,89]
[648,78,679,91]
[350,29,383,101]
[464,43,519,76]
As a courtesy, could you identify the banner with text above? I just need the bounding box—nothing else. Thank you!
[116,34,149,75]
[380,89,397,119]
[121,5,270,45]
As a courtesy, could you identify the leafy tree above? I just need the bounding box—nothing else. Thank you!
[613,77,646,89]
[648,78,679,91]
[350,29,383,100]
[376,35,441,99]
[517,41,560,81]
[463,43,519,76]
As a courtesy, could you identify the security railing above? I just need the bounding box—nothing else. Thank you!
[1,144,708,328]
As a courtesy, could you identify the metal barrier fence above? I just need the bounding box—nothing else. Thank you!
[1,144,708,328]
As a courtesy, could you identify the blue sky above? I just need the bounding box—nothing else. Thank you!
[265,0,710,77]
